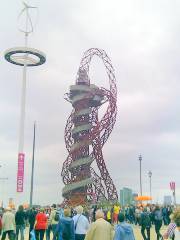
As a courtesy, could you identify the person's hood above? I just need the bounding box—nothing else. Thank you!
[118,222,132,234]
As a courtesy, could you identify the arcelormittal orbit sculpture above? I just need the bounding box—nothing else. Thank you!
[61,48,118,206]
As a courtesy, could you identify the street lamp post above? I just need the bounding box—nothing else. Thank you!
[139,155,142,196]
[148,171,152,202]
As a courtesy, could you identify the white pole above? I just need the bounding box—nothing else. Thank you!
[18,59,27,153]
[17,7,29,198]
[18,8,29,154]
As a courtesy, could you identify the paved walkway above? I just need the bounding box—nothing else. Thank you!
[133,224,166,239]
[22,224,167,240]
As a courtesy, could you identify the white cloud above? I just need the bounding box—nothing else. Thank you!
[0,0,180,206]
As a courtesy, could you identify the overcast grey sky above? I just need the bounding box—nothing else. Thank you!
[0,0,180,206]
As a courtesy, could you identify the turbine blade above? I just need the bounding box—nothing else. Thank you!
[22,1,28,8]
[22,1,37,9]
[18,7,26,19]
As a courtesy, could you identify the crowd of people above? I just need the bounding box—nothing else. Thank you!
[0,203,180,240]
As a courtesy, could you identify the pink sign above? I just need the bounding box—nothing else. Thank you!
[170,182,175,191]
[17,153,25,192]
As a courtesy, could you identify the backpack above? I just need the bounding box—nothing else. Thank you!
[155,210,163,221]
[141,212,151,227]
[54,211,59,221]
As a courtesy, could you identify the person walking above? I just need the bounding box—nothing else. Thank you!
[85,209,114,240]
[1,207,16,240]
[135,207,141,225]
[107,208,112,224]
[172,209,180,240]
[34,208,48,240]
[162,207,169,226]
[27,207,37,240]
[163,209,180,240]
[114,212,135,240]
[53,208,75,240]
[73,205,89,240]
[49,204,59,240]
[163,221,176,240]
[45,209,52,240]
[15,205,26,240]
[92,206,97,222]
[113,204,120,224]
[0,213,2,236]
[140,208,151,240]
[154,206,163,240]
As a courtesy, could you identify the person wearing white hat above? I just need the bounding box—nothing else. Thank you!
[73,206,90,240]
[1,207,16,240]
[85,209,114,240]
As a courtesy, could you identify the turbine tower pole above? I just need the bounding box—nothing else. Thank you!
[4,2,46,194]
[18,3,29,167]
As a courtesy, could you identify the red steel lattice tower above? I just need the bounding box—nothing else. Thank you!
[61,48,118,205]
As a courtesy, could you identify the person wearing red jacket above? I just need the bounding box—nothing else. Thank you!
[0,214,2,236]
[34,208,47,240]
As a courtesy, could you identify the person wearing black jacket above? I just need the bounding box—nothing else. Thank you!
[154,206,163,240]
[27,208,37,240]
[15,205,26,240]
[140,208,151,240]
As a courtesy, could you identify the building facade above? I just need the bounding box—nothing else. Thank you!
[164,195,172,205]
[120,187,133,206]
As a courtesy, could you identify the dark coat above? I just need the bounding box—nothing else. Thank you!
[140,212,151,228]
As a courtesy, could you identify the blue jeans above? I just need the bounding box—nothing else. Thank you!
[16,225,25,240]
[51,224,58,240]
[46,225,52,240]
[35,229,45,240]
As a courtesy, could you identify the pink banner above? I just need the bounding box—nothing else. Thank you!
[17,153,25,192]
[170,182,175,191]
